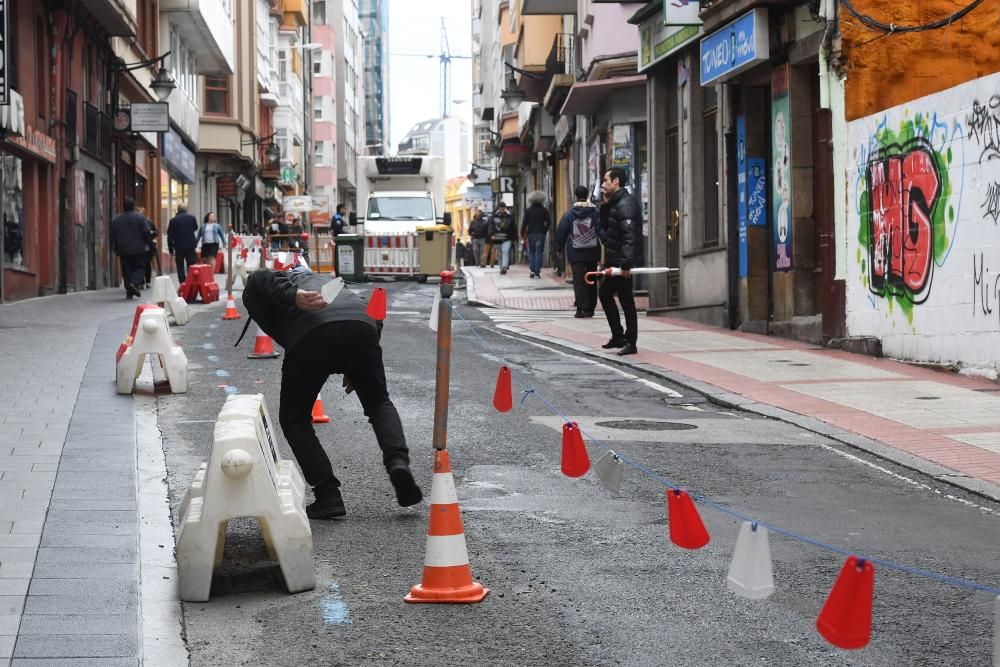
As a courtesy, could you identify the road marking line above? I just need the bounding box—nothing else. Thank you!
[493,330,683,398]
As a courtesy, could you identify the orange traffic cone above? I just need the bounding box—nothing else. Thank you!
[405,449,488,603]
[247,325,280,359]
[222,294,240,320]
[311,393,331,424]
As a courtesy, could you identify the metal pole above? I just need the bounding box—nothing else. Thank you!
[226,223,234,296]
[431,270,455,451]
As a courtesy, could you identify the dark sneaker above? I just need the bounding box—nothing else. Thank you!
[388,463,423,507]
[306,489,346,519]
[617,343,638,356]
[601,336,626,349]
[574,310,586,318]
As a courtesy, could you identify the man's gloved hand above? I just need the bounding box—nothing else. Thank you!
[342,376,354,395]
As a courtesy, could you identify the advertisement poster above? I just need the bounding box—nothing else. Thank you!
[737,116,747,277]
[771,64,792,271]
[747,158,767,227]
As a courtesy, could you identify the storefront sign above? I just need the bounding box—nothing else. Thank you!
[279,166,297,185]
[737,116,748,278]
[0,90,24,138]
[0,0,8,106]
[772,64,792,271]
[283,195,313,212]
[161,129,196,184]
[699,8,768,86]
[254,176,266,200]
[554,115,573,147]
[639,12,701,73]
[130,103,169,132]
[664,0,700,26]
[6,124,56,163]
[747,158,766,227]
[610,125,633,184]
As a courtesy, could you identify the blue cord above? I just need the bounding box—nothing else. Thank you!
[387,287,1000,596]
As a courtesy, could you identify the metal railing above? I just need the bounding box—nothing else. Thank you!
[546,33,574,77]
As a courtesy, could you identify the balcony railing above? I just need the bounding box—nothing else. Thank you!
[546,33,574,78]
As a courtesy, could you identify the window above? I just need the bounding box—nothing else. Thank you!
[313,0,326,25]
[313,57,322,75]
[277,49,288,82]
[82,47,90,104]
[35,18,47,123]
[137,0,157,57]
[204,77,231,115]
[314,141,324,165]
[314,98,323,121]
[701,86,720,247]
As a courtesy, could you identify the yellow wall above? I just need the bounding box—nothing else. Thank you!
[517,15,563,68]
[445,178,474,242]
[841,1,1000,120]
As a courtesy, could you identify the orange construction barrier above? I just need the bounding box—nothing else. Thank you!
[222,294,240,320]
[248,324,280,359]
[311,393,331,424]
[405,449,488,603]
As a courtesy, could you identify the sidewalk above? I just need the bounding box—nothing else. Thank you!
[0,284,193,666]
[464,264,649,311]
[463,266,1000,502]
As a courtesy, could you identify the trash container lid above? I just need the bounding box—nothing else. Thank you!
[415,225,451,232]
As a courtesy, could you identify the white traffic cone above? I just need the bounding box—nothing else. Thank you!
[726,521,775,600]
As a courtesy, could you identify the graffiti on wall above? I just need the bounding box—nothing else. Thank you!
[854,113,958,321]
[848,70,1000,370]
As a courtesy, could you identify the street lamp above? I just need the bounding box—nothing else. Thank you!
[149,66,177,102]
[242,132,281,164]
[111,51,177,114]
[500,62,543,111]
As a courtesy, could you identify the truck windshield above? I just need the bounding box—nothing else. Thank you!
[367,196,434,221]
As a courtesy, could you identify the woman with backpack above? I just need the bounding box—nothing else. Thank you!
[555,186,603,318]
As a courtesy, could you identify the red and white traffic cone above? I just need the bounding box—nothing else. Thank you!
[222,293,240,320]
[247,325,280,359]
[311,392,331,424]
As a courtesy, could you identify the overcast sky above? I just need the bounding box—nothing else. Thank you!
[387,0,474,152]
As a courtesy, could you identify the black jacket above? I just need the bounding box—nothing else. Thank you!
[167,213,199,252]
[110,210,152,256]
[469,214,489,240]
[242,269,376,352]
[489,211,516,242]
[601,188,644,270]
[521,203,550,237]
[556,204,602,264]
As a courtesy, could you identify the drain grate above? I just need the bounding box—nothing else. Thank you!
[595,419,697,431]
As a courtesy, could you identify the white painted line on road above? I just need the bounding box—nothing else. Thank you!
[135,362,190,666]
[493,330,683,398]
[817,443,1000,517]
[387,310,422,315]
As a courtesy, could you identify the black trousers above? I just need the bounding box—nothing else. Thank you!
[599,275,638,344]
[279,320,409,491]
[119,254,147,292]
[571,260,598,314]
[175,248,199,283]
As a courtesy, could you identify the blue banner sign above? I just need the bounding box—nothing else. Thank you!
[699,8,769,86]
[161,129,196,184]
[737,116,747,278]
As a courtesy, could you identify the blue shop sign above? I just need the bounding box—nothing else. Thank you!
[161,129,196,184]
[699,8,769,86]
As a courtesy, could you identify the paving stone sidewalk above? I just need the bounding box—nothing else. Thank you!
[0,287,190,666]
[464,264,649,311]
[462,269,1000,502]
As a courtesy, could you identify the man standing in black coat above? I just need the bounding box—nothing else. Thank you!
[110,197,153,299]
[240,268,422,519]
[599,168,644,355]
[166,205,200,283]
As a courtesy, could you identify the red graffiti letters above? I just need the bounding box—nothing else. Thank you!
[866,139,940,303]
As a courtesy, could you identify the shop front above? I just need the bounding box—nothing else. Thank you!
[160,128,197,268]
[1,93,59,301]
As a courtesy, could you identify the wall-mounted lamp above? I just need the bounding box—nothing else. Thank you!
[242,131,281,164]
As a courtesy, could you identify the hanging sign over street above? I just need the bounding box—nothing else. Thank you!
[699,8,769,86]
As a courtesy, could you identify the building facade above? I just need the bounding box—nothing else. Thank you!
[359,0,390,156]
[330,0,364,213]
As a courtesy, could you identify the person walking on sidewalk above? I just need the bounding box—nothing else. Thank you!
[522,191,550,279]
[599,168,644,356]
[240,267,423,519]
[556,186,602,318]
[490,201,516,275]
[137,207,160,288]
[469,207,489,268]
[110,196,153,299]
[167,205,200,283]
[197,212,225,264]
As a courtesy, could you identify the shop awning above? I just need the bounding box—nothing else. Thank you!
[560,75,647,116]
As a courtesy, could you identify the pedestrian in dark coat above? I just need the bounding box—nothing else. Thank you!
[110,196,153,299]
[598,169,644,355]
[167,205,200,283]
[490,202,516,274]
[240,268,423,519]
[521,191,550,279]
[556,186,602,318]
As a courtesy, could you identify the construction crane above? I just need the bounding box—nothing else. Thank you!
[391,17,471,118]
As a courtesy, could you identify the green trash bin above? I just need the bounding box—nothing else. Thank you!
[417,225,452,277]
[334,235,366,282]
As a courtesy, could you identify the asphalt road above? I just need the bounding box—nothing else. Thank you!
[156,282,1000,667]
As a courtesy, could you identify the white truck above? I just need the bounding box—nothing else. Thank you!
[357,156,447,279]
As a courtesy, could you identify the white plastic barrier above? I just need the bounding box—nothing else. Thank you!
[149,276,190,325]
[365,232,419,276]
[176,394,314,602]
[116,307,187,394]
